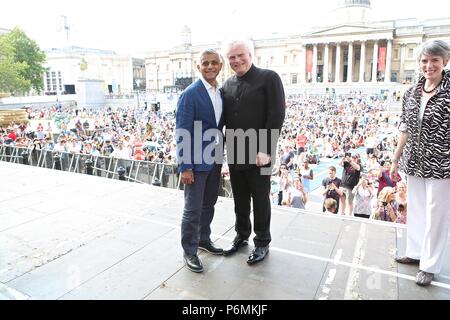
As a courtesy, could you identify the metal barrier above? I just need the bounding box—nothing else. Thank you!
[0,144,233,197]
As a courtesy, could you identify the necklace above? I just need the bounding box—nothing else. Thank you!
[422,78,442,94]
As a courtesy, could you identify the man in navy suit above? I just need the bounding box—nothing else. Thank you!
[176,49,224,273]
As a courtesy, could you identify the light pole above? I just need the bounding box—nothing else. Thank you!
[136,90,140,108]
[156,65,160,92]
[135,80,141,108]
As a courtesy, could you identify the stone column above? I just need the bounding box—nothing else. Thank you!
[323,43,329,83]
[299,45,306,83]
[385,39,392,83]
[372,40,379,82]
[399,44,406,82]
[359,40,366,82]
[312,44,318,83]
[347,41,353,82]
[335,43,341,83]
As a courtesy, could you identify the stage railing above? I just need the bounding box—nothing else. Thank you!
[0,144,232,197]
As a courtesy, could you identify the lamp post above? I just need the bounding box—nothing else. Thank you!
[156,65,160,93]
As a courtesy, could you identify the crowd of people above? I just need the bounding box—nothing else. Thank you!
[1,90,408,223]
[0,105,178,168]
[270,92,408,224]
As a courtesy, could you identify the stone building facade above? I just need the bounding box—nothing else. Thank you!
[144,0,450,94]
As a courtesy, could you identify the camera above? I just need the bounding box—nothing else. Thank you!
[345,152,352,158]
[382,201,388,206]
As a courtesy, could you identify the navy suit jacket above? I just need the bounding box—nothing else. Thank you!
[176,79,224,172]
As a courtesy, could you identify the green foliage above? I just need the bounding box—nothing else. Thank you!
[80,58,88,71]
[0,27,46,94]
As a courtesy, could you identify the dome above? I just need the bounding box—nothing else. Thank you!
[333,0,372,23]
[180,26,192,47]
[181,25,191,34]
[344,0,371,8]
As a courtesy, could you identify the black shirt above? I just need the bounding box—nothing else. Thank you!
[322,177,342,202]
[341,161,362,189]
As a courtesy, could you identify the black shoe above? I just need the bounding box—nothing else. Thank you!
[183,253,204,273]
[198,240,223,255]
[223,238,248,256]
[395,256,420,265]
[247,245,269,265]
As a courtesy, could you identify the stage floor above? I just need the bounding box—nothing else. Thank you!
[1,161,449,300]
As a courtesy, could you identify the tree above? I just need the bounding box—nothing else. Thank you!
[0,27,46,94]
[0,35,31,94]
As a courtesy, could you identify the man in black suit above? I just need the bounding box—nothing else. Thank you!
[222,40,286,264]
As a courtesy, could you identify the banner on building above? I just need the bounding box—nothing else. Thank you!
[378,47,387,72]
[306,49,313,73]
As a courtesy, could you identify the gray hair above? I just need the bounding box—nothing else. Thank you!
[416,40,450,62]
[222,39,255,59]
[197,49,222,65]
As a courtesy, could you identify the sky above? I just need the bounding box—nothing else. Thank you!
[1,0,449,57]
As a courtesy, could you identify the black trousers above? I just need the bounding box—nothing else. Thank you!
[229,166,272,247]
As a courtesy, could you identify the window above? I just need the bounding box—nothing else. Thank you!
[293,54,297,64]
[318,52,322,61]
[257,56,261,65]
[404,70,415,82]
[178,61,181,69]
[394,49,399,60]
[270,56,274,65]
[408,48,414,59]
[291,73,298,84]
[284,56,288,64]
[391,72,398,82]
[167,64,169,71]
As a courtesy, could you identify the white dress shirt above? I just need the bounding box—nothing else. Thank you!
[200,77,222,126]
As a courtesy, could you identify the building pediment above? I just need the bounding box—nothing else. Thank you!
[302,24,394,44]
[306,24,392,36]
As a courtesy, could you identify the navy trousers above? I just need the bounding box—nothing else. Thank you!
[181,164,222,256]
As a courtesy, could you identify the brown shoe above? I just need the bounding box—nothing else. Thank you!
[416,270,433,286]
[395,256,420,265]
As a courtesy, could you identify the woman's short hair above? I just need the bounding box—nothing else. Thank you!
[416,40,450,62]
[378,187,395,203]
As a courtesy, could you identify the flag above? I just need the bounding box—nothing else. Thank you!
[378,47,387,72]
[306,49,313,73]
